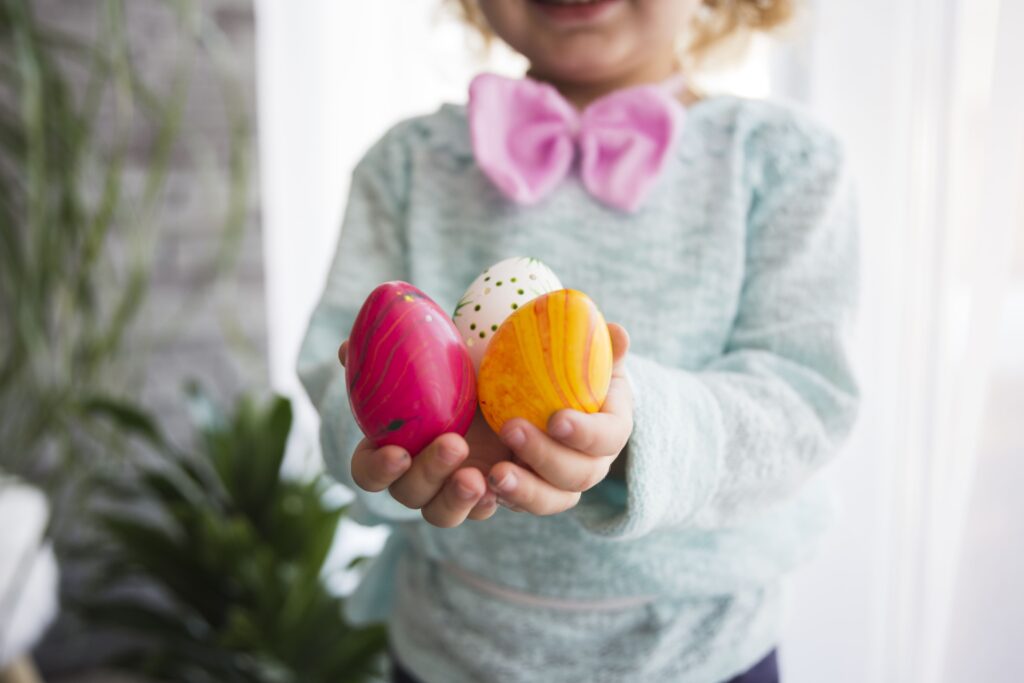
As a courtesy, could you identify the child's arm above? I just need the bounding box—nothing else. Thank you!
[495,123,858,538]
[589,126,858,538]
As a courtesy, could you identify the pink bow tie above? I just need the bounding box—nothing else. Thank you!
[467,73,685,212]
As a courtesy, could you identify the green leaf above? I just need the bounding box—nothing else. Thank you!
[97,511,228,626]
[79,394,164,446]
[452,294,473,318]
[312,622,389,680]
[345,555,373,571]
[85,389,387,680]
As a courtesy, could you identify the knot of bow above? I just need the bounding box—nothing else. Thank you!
[467,72,686,212]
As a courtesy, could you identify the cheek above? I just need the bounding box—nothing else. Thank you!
[634,0,703,44]
[477,0,532,48]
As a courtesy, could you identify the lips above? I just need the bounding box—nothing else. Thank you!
[530,0,622,22]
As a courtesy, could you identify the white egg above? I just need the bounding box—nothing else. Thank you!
[453,257,563,371]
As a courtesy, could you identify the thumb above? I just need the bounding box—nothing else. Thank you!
[338,340,349,367]
[607,323,630,370]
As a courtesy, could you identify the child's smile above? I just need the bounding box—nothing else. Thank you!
[527,0,626,25]
[477,0,701,106]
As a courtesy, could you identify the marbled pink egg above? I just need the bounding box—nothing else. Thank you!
[346,282,476,456]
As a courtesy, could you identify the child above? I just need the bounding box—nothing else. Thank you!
[298,0,858,681]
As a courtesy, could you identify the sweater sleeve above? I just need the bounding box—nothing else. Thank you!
[571,119,860,539]
[297,125,421,526]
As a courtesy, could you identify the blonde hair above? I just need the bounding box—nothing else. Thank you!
[448,0,795,71]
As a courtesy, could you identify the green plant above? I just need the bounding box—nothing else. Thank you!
[82,388,388,683]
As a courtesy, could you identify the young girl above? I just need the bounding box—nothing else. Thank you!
[298,1,858,681]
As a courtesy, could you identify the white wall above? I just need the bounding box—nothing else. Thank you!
[781,1,1024,682]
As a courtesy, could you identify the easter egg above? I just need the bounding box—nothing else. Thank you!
[453,257,563,371]
[478,289,613,434]
[346,281,476,456]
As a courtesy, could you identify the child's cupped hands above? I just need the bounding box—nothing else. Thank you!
[341,341,512,527]
[339,323,633,528]
[486,323,633,515]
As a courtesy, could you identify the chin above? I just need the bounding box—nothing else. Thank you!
[531,50,639,85]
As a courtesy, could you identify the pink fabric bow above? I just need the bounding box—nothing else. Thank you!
[467,73,685,212]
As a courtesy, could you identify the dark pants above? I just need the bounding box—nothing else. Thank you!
[390,649,779,683]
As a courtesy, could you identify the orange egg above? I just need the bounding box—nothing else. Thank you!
[478,289,613,434]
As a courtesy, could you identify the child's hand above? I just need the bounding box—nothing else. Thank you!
[485,323,634,515]
[339,341,504,528]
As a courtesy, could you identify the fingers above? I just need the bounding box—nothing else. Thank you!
[421,467,493,527]
[387,433,470,509]
[486,322,634,505]
[467,491,499,521]
[350,432,466,505]
[351,323,632,522]
[499,419,613,493]
[350,439,411,492]
[487,459,582,516]
[545,375,633,457]
[350,431,497,527]
[544,322,633,457]
[607,322,630,368]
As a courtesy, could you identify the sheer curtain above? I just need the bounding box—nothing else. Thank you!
[255,1,1024,679]
[777,1,1024,681]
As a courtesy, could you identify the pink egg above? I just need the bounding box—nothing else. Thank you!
[346,282,476,456]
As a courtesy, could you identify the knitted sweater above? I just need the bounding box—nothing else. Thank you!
[298,93,859,683]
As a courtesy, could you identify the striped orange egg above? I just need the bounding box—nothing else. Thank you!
[478,289,613,434]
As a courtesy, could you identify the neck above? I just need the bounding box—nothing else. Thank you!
[527,56,681,109]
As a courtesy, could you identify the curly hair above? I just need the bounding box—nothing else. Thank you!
[448,0,795,69]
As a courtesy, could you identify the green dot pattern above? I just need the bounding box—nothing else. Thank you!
[460,262,563,347]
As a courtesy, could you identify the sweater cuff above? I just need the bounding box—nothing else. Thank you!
[569,353,724,539]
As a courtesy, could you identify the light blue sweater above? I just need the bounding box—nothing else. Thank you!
[298,94,859,683]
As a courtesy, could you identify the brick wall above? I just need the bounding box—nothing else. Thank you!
[38,0,266,435]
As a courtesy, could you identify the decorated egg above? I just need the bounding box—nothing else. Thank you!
[346,281,476,456]
[453,257,563,371]
[478,289,613,434]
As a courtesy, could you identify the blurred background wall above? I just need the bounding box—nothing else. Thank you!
[21,0,266,676]
[29,0,266,438]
